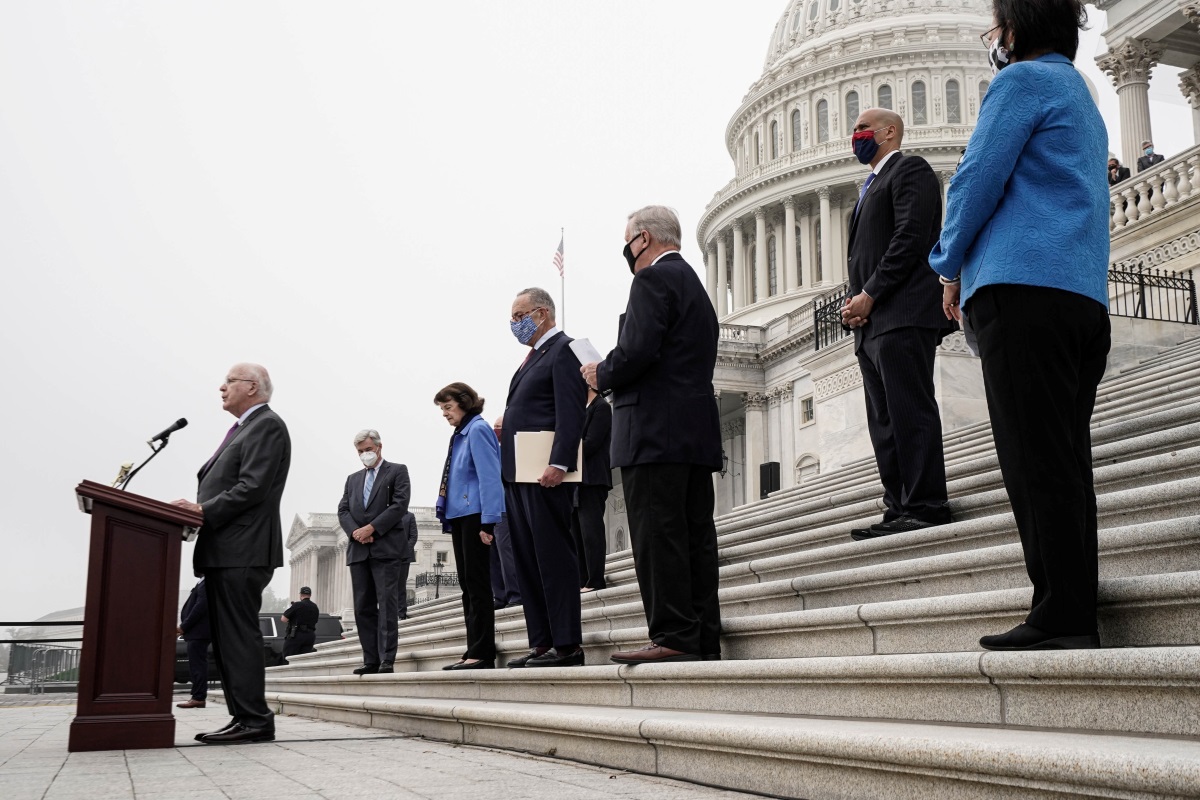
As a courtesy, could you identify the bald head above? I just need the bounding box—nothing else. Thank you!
[853,107,904,167]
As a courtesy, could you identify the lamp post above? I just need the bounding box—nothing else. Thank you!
[432,560,443,600]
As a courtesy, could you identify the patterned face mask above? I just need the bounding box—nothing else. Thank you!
[987,37,1010,76]
[510,312,539,345]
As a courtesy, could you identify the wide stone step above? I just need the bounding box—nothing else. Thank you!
[261,692,1200,799]
[266,646,1200,737]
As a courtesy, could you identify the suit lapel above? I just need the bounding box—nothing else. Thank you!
[198,405,269,482]
[507,333,560,400]
[849,154,899,245]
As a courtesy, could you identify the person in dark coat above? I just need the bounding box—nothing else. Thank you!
[572,389,612,592]
[281,587,320,662]
[177,575,211,709]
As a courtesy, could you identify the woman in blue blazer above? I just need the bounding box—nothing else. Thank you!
[929,0,1110,652]
[434,382,505,669]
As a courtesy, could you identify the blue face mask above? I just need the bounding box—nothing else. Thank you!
[510,312,539,345]
[1144,147,1154,156]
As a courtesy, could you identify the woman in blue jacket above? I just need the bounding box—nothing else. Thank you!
[434,382,505,669]
[930,0,1110,652]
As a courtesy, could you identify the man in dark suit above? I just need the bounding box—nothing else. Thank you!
[581,205,723,664]
[176,575,210,709]
[172,362,290,744]
[1107,157,1131,186]
[337,429,411,675]
[1136,140,1164,173]
[395,511,419,620]
[572,389,612,592]
[502,287,587,668]
[841,109,953,541]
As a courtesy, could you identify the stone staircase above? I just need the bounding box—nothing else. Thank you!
[263,332,1200,798]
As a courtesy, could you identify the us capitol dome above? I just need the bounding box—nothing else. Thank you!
[697,0,994,325]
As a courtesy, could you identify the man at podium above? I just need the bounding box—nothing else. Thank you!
[172,362,291,744]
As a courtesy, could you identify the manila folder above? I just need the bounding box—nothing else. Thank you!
[514,431,584,483]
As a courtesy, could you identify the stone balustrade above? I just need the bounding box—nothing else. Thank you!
[1111,144,1200,231]
[720,324,765,344]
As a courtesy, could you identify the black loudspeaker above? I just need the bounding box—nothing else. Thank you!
[759,461,780,499]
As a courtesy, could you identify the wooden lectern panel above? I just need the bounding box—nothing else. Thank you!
[69,480,201,752]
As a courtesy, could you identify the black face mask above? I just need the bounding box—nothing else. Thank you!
[623,232,646,274]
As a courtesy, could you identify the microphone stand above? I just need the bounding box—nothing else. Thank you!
[118,436,172,491]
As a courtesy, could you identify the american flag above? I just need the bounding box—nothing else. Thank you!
[552,236,564,277]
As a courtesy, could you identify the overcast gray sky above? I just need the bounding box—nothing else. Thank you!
[0,2,1192,622]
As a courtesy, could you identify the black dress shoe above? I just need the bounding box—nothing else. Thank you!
[493,598,507,610]
[200,723,275,745]
[979,623,1100,651]
[506,648,548,668]
[352,663,380,675]
[702,653,722,661]
[195,719,238,742]
[526,647,585,668]
[377,662,394,674]
[446,659,495,670]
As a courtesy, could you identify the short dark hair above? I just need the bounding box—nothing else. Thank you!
[993,0,1087,61]
[433,382,486,415]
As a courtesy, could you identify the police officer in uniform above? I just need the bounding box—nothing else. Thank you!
[280,587,319,662]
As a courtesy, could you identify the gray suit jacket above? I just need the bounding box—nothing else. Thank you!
[337,460,411,564]
[195,405,291,570]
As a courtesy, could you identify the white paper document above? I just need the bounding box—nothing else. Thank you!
[569,337,604,366]
[514,431,584,483]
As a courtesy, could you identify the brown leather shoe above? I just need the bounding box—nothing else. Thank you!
[610,643,700,664]
[176,699,206,708]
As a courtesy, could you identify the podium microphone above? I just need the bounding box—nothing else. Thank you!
[148,418,188,445]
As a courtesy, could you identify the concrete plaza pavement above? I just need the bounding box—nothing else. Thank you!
[0,693,762,800]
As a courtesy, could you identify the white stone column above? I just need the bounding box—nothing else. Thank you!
[818,187,832,286]
[940,171,954,222]
[743,393,767,503]
[829,192,845,285]
[783,197,797,293]
[772,212,785,296]
[705,241,719,310]
[1098,38,1164,171]
[798,201,813,288]
[732,221,746,309]
[754,208,769,303]
[779,384,796,489]
[1181,65,1200,146]
[716,231,729,317]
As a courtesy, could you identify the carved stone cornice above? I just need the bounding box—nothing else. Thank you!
[817,186,831,200]
[1097,38,1164,88]
[814,364,864,400]
[743,392,769,410]
[782,196,796,210]
[721,418,746,439]
[754,207,768,221]
[768,383,795,406]
[937,331,975,357]
[1112,229,1200,270]
[1184,5,1200,31]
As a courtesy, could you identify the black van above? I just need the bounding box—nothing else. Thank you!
[174,613,343,684]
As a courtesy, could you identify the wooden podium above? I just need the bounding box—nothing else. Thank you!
[69,480,202,752]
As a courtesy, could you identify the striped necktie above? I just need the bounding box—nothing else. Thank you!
[363,468,375,506]
[853,172,876,218]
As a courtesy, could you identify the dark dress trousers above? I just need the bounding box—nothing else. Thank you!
[281,597,320,661]
[194,405,291,733]
[489,513,522,606]
[502,330,587,650]
[179,579,211,701]
[847,153,954,524]
[596,253,723,656]
[337,460,411,666]
[571,396,612,590]
[395,512,419,620]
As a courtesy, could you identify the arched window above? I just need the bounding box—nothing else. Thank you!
[770,120,779,159]
[979,79,990,99]
[794,227,803,286]
[768,236,778,296]
[816,100,829,143]
[791,109,803,150]
[877,84,893,110]
[813,220,823,283]
[829,0,840,10]
[911,81,928,124]
[945,80,961,124]
[754,132,761,165]
[748,245,757,303]
[792,6,805,30]
[808,0,819,21]
[725,256,734,310]
[845,91,860,128]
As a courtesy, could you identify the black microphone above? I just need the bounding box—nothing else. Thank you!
[148,418,188,445]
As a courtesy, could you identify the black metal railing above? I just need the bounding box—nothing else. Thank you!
[813,283,852,350]
[1108,264,1198,324]
[414,571,460,589]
